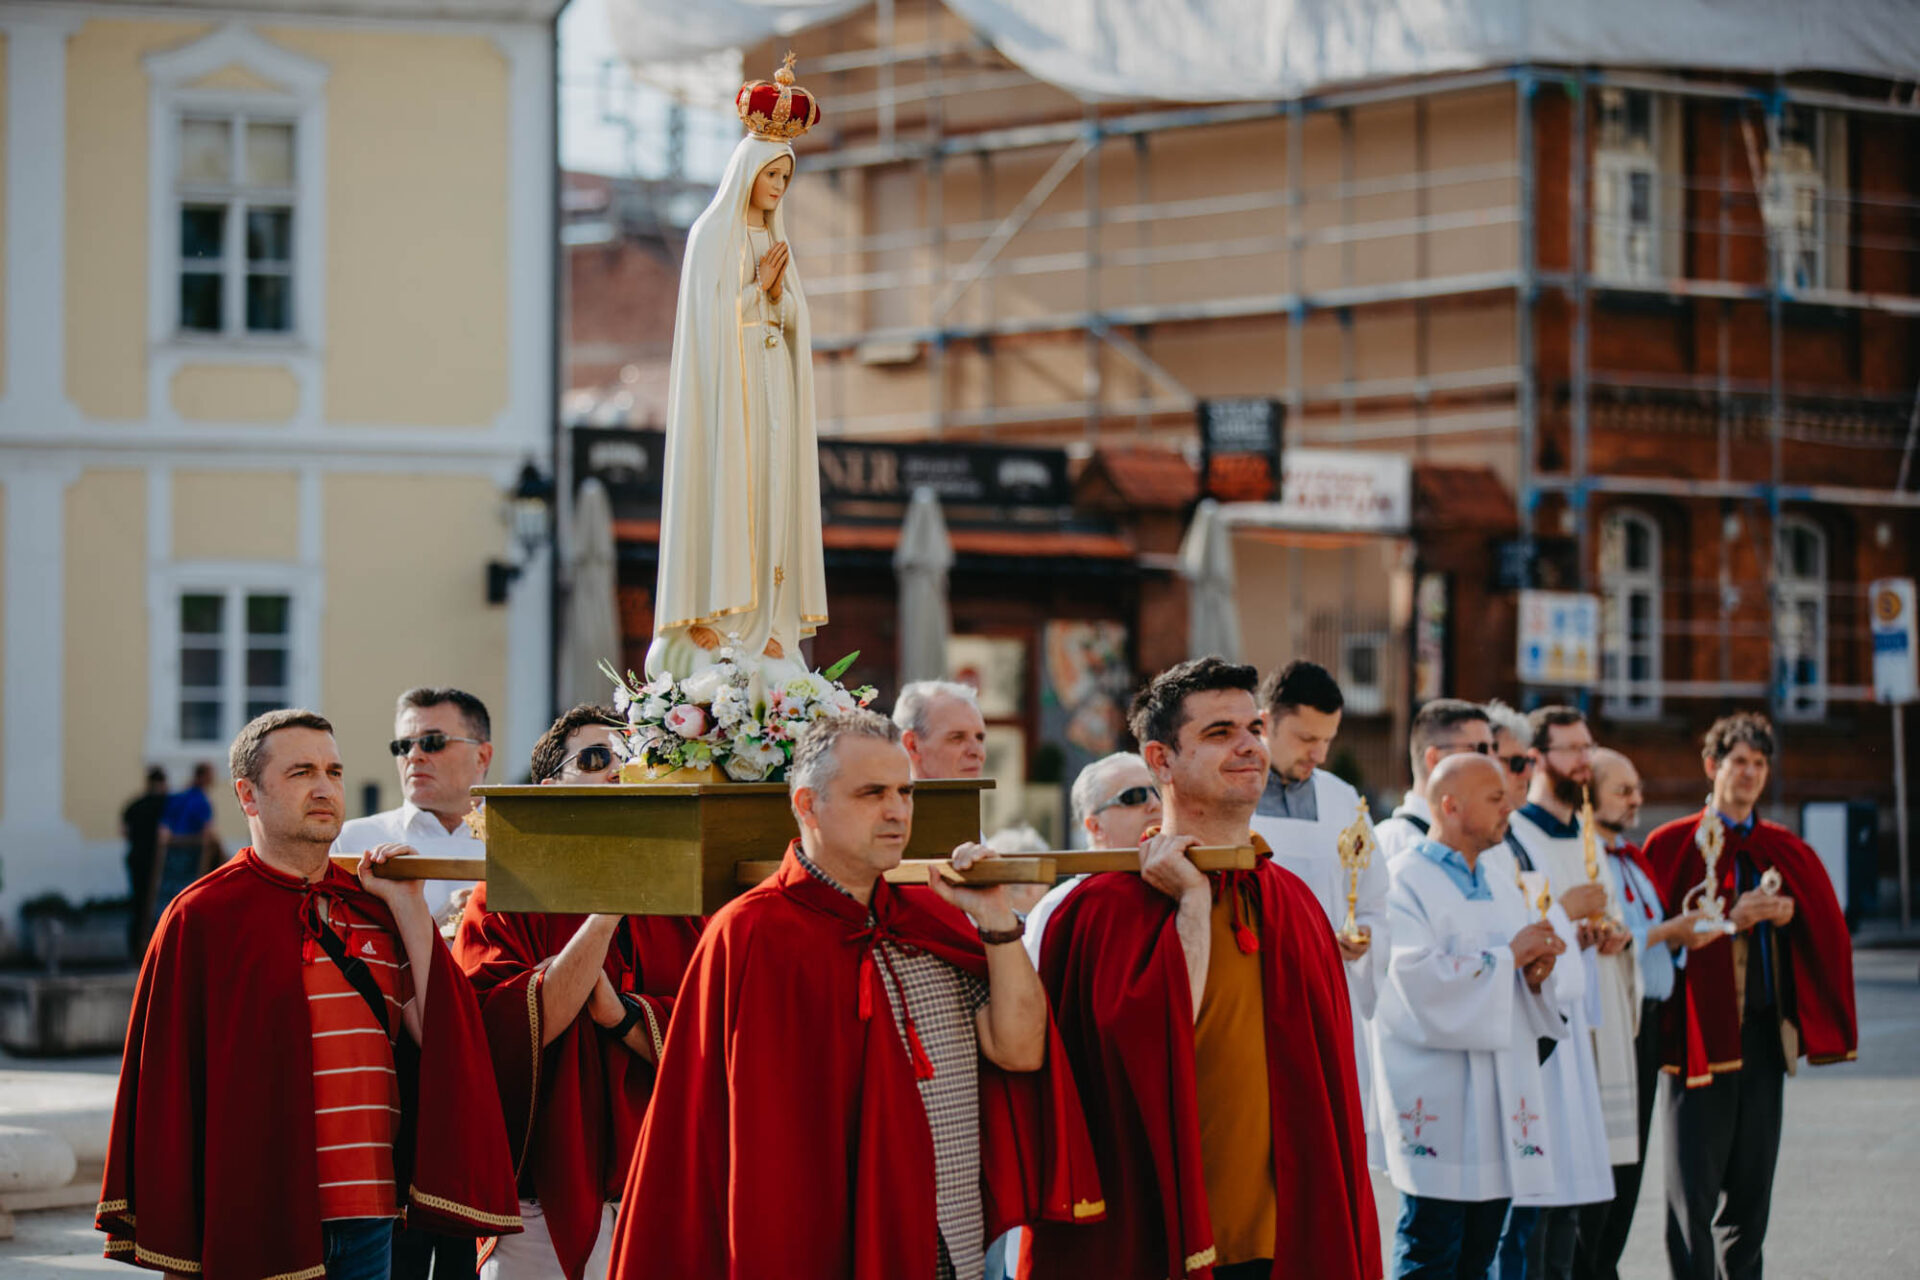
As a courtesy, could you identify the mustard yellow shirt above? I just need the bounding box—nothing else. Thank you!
[1192,889,1277,1265]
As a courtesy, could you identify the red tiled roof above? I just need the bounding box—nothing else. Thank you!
[1412,465,1516,533]
[1076,447,1199,511]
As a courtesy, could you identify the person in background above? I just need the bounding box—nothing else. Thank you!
[151,762,223,927]
[1248,659,1388,1167]
[893,680,988,779]
[1375,701,1495,860]
[1501,706,1619,1280]
[1576,747,1706,1280]
[1642,713,1856,1280]
[334,685,495,1280]
[335,686,493,929]
[120,765,168,958]
[1021,751,1162,969]
[1374,753,1567,1280]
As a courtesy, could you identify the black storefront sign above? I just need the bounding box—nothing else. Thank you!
[573,426,1074,527]
[1197,398,1285,504]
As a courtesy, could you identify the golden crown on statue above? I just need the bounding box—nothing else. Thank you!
[736,52,821,142]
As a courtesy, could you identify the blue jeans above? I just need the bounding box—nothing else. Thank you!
[1393,1194,1511,1279]
[1492,1204,1539,1279]
[323,1217,395,1280]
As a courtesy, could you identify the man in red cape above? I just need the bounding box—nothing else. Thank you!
[453,704,704,1280]
[1641,711,1856,1280]
[1031,657,1380,1280]
[97,710,520,1280]
[608,710,1103,1280]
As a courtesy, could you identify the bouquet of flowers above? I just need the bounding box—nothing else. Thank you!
[600,647,877,783]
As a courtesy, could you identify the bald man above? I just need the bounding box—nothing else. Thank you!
[1376,754,1569,1280]
[1578,749,1704,1280]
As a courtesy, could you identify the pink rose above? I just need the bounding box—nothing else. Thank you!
[665,703,710,739]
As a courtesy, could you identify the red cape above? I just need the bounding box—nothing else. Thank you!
[607,844,1104,1280]
[97,849,521,1278]
[1642,812,1857,1087]
[452,886,702,1280]
[1030,856,1379,1280]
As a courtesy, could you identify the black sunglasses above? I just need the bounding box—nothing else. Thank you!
[1095,784,1160,815]
[1440,740,1495,757]
[388,731,486,758]
[561,744,617,775]
[1501,754,1533,776]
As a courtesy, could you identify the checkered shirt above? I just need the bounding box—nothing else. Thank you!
[795,849,991,1280]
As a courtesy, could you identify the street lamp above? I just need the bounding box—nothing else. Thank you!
[487,459,555,605]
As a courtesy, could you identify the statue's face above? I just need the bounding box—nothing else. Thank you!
[750,156,793,218]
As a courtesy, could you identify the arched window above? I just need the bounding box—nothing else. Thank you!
[1775,516,1828,720]
[1600,510,1662,717]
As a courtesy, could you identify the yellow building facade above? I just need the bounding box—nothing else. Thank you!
[0,2,562,946]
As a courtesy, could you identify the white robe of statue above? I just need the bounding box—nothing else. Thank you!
[647,134,829,681]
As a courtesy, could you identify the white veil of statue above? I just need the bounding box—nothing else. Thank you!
[647,128,829,680]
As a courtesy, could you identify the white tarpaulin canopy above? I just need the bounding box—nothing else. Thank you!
[607,0,1920,104]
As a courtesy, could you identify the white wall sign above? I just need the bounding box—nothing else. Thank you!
[1870,577,1917,704]
[1221,448,1412,534]
[1517,590,1600,686]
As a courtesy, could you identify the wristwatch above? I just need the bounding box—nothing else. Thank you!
[601,992,646,1040]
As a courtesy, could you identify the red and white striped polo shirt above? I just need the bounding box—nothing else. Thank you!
[303,894,412,1222]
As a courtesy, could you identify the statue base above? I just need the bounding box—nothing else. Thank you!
[474,779,992,915]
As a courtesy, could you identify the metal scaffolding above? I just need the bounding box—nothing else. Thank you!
[777,3,1920,712]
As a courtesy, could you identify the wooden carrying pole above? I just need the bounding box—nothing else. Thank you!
[333,846,1261,892]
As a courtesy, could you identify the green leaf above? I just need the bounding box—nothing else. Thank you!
[820,650,861,683]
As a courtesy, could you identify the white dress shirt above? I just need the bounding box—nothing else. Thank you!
[332,801,481,916]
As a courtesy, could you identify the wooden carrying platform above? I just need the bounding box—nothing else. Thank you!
[327,778,1261,915]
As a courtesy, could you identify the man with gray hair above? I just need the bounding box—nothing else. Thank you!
[608,711,1102,1280]
[893,680,988,780]
[1021,752,1164,968]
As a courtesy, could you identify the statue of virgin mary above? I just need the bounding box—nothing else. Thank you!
[645,55,829,682]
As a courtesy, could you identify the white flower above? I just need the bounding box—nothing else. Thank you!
[722,734,786,781]
[785,674,833,704]
[680,665,730,706]
[640,695,672,722]
[711,685,754,729]
[612,685,632,716]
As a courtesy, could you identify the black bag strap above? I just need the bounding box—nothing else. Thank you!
[1401,813,1431,835]
[308,897,392,1038]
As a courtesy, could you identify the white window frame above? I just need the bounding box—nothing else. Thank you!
[173,109,300,340]
[1591,88,1677,285]
[148,562,321,760]
[145,25,327,419]
[1599,509,1663,719]
[1773,516,1828,722]
[1763,105,1848,293]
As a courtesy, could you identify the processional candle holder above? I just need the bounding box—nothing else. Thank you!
[1578,786,1622,936]
[1335,798,1376,945]
[1681,796,1739,935]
